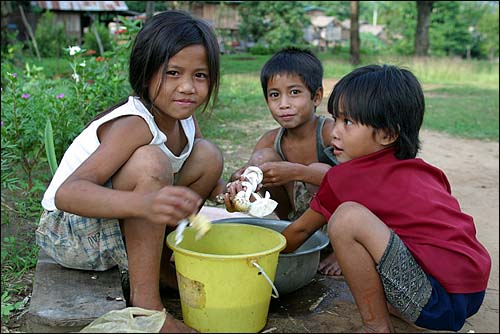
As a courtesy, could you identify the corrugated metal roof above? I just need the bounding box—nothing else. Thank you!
[31,1,128,12]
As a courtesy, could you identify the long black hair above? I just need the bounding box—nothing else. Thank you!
[87,10,220,127]
[129,10,220,113]
[328,64,425,159]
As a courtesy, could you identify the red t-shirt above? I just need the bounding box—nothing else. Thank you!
[310,148,491,293]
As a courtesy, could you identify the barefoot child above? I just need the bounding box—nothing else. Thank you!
[281,64,491,332]
[36,10,227,332]
[221,47,341,275]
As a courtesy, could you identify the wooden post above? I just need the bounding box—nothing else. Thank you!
[18,4,41,61]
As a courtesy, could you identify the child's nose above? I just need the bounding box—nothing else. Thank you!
[279,96,290,108]
[331,123,340,141]
[178,78,195,94]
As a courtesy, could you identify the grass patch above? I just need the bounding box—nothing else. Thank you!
[423,84,499,140]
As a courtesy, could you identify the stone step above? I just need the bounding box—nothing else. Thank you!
[27,249,126,333]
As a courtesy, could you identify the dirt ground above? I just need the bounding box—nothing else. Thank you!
[414,129,499,333]
[3,115,498,333]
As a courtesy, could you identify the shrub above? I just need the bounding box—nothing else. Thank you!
[34,11,68,58]
[83,22,113,55]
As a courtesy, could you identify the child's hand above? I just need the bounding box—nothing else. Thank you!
[229,166,246,182]
[145,185,202,226]
[221,180,245,212]
[259,161,295,187]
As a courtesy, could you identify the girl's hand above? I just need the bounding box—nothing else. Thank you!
[145,185,202,226]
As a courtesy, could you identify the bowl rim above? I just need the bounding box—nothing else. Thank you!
[213,217,329,257]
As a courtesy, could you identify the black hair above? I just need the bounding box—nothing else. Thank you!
[327,64,425,159]
[129,10,220,113]
[260,47,323,101]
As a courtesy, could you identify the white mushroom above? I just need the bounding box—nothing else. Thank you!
[174,214,212,245]
[231,166,278,217]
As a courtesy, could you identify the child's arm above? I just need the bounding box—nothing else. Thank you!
[230,130,280,181]
[55,116,202,226]
[281,208,326,253]
[259,161,330,188]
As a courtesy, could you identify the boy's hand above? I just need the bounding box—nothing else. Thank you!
[229,166,246,182]
[222,180,245,212]
[259,161,296,187]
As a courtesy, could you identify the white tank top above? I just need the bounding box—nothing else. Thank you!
[41,96,196,211]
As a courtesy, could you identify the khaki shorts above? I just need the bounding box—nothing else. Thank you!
[287,181,312,221]
[36,209,128,271]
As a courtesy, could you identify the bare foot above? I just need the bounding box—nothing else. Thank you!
[161,312,196,333]
[318,252,342,276]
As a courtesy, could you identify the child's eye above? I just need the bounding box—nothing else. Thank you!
[166,70,179,76]
[344,119,353,125]
[195,72,208,79]
[268,92,279,99]
[290,89,301,95]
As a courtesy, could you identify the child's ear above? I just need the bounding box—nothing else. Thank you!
[376,129,398,146]
[313,88,323,107]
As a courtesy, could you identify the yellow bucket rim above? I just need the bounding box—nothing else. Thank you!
[166,223,287,260]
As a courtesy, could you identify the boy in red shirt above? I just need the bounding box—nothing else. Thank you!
[281,64,491,332]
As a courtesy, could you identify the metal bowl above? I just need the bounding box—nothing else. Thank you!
[213,218,329,295]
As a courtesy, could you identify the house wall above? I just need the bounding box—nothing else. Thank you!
[54,12,81,39]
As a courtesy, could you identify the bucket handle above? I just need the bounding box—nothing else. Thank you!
[251,261,280,299]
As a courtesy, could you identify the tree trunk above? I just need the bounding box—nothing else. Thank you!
[350,1,360,65]
[18,4,41,61]
[91,15,104,56]
[146,1,155,21]
[414,1,433,57]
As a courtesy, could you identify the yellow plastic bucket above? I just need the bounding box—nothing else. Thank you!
[166,223,286,333]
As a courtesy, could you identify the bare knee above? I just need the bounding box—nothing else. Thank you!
[252,148,282,165]
[176,139,223,198]
[192,138,223,175]
[327,201,371,244]
[113,145,173,191]
[328,201,391,260]
[329,201,366,228]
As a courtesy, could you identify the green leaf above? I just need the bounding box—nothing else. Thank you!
[44,118,58,176]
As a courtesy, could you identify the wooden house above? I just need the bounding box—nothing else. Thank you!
[173,1,243,52]
[29,1,133,43]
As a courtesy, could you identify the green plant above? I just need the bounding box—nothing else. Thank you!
[44,118,58,176]
[83,21,114,55]
[1,291,27,323]
[1,235,38,323]
[34,11,69,58]
[1,72,50,191]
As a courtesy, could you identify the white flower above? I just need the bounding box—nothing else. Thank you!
[79,61,86,67]
[68,46,81,56]
[72,73,80,82]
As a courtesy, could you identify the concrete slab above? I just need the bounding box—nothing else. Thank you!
[27,249,126,333]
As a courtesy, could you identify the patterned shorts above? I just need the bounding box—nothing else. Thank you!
[35,209,128,271]
[376,231,432,323]
[287,181,312,221]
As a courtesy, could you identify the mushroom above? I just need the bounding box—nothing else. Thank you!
[231,166,278,218]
